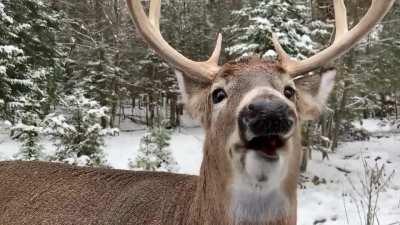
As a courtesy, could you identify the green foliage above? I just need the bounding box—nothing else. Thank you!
[0,0,399,168]
[57,0,132,127]
[224,0,331,58]
[12,123,43,161]
[129,124,177,172]
[0,0,64,158]
[10,95,46,160]
[0,0,64,122]
[44,91,116,166]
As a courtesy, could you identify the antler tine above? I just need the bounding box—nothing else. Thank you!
[208,33,222,65]
[271,33,300,70]
[333,0,348,42]
[149,0,161,32]
[127,0,222,83]
[272,0,395,77]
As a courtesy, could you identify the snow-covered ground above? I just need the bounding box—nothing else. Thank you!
[1,119,399,224]
[0,126,205,174]
[104,127,204,174]
[353,118,400,134]
[299,135,400,225]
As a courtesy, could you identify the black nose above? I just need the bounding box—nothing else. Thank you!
[239,99,294,136]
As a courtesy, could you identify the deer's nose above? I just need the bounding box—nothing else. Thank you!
[239,99,294,137]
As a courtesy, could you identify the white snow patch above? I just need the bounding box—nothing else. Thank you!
[0,45,23,55]
[353,119,397,133]
[299,135,400,225]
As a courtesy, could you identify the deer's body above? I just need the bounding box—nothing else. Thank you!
[0,161,197,225]
[0,139,296,225]
[0,0,394,224]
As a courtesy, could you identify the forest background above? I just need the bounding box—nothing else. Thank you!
[0,0,399,168]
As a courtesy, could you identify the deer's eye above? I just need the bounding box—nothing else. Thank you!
[284,86,296,99]
[212,88,227,104]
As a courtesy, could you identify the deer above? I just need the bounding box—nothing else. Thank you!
[0,0,394,224]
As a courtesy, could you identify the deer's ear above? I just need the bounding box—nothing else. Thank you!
[175,70,212,123]
[295,69,336,121]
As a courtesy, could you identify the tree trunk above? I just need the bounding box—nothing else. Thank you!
[332,78,351,150]
[393,93,398,120]
[149,94,154,128]
[170,93,177,127]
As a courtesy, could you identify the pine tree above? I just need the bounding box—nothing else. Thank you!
[0,0,64,119]
[11,96,44,160]
[129,124,177,172]
[224,0,330,59]
[56,0,132,128]
[12,123,43,161]
[0,1,32,122]
[44,91,116,166]
[0,0,64,156]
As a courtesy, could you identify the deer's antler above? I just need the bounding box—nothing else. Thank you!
[127,0,222,83]
[272,0,395,77]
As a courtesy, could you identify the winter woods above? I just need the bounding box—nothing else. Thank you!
[1,0,399,224]
[1,0,399,167]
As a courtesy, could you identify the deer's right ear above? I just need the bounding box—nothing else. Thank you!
[295,69,336,121]
[175,70,212,123]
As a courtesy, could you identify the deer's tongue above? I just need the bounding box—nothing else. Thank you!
[247,135,284,159]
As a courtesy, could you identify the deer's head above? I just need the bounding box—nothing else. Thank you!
[127,0,394,223]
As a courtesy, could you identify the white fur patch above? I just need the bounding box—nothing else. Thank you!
[230,188,289,224]
[317,70,336,106]
[230,151,289,224]
[244,151,284,185]
[175,70,188,103]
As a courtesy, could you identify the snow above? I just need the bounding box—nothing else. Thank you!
[252,16,272,27]
[0,125,204,174]
[299,134,400,225]
[0,119,399,224]
[353,118,397,133]
[298,119,400,224]
[0,2,13,23]
[12,122,42,132]
[93,126,204,174]
[262,49,277,59]
[15,23,31,32]
[0,65,6,74]
[0,45,24,55]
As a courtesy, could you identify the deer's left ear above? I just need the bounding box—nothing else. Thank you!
[295,69,336,121]
[175,70,212,124]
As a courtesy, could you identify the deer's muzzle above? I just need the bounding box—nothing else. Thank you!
[239,99,294,136]
[238,99,295,160]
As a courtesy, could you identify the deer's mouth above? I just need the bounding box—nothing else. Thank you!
[245,135,285,161]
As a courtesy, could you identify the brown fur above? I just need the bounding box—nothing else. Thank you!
[0,58,328,225]
[0,161,196,225]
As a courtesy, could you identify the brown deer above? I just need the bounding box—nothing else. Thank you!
[0,0,394,224]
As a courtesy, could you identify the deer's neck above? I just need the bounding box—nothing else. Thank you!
[187,132,300,225]
[187,135,232,225]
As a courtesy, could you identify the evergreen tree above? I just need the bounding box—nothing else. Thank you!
[0,1,32,122]
[11,96,44,160]
[0,0,64,156]
[129,124,177,172]
[224,0,330,59]
[56,0,132,128]
[0,0,64,121]
[12,123,43,161]
[44,91,116,166]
